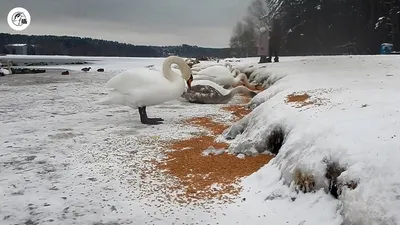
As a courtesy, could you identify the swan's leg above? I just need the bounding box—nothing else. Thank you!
[138,107,163,125]
[142,106,164,121]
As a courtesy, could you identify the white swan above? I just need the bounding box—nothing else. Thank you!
[0,61,12,75]
[193,67,255,89]
[191,62,231,73]
[0,68,11,75]
[99,56,193,125]
[193,63,238,76]
[181,79,257,104]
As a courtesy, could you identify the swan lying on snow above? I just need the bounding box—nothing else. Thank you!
[0,68,11,75]
[181,79,257,104]
[99,56,193,125]
[194,70,254,89]
[0,61,12,75]
[194,64,242,81]
[191,62,232,73]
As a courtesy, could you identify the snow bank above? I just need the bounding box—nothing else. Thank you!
[225,55,400,225]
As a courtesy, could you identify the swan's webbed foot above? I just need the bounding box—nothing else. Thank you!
[141,118,163,125]
[138,106,163,125]
[147,117,164,121]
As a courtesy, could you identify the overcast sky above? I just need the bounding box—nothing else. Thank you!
[0,0,253,47]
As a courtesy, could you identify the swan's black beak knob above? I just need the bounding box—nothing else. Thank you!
[187,74,193,89]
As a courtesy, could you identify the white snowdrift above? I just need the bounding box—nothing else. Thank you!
[225,55,400,225]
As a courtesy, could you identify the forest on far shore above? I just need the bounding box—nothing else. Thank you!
[0,33,231,58]
[229,0,400,57]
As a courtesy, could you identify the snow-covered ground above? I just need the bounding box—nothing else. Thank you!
[0,55,399,225]
[227,55,400,225]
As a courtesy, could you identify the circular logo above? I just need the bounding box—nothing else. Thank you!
[7,7,31,31]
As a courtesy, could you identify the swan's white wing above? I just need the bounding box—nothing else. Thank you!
[198,65,232,76]
[194,74,234,86]
[192,62,221,72]
[192,80,230,96]
[193,74,219,80]
[104,68,185,107]
[106,68,170,94]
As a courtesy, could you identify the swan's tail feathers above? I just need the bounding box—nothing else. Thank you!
[95,91,125,105]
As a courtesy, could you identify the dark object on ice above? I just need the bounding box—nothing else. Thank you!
[81,67,91,72]
[10,68,46,74]
[61,70,69,75]
[267,19,282,63]
[97,68,104,72]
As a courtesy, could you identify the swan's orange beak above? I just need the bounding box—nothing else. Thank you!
[187,75,193,89]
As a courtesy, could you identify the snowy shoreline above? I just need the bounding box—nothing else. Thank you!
[1,55,399,224]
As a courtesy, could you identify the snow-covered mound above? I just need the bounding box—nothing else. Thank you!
[225,55,400,225]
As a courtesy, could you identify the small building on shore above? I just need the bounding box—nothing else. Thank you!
[3,44,41,55]
[5,44,28,55]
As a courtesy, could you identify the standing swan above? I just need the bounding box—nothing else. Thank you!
[100,56,193,125]
[181,80,257,104]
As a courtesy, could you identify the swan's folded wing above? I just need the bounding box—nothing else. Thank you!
[193,74,219,80]
[190,85,217,94]
[191,80,230,95]
[106,68,168,94]
[200,65,231,74]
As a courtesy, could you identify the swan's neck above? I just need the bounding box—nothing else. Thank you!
[162,56,183,82]
[7,61,12,74]
[235,73,255,89]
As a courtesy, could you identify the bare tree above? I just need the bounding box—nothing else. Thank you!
[229,20,257,57]
[247,0,268,30]
[229,21,245,56]
[247,0,285,30]
[229,0,286,57]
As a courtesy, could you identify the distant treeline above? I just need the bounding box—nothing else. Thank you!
[0,33,231,58]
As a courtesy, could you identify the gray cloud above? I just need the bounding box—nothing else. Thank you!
[0,0,253,47]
